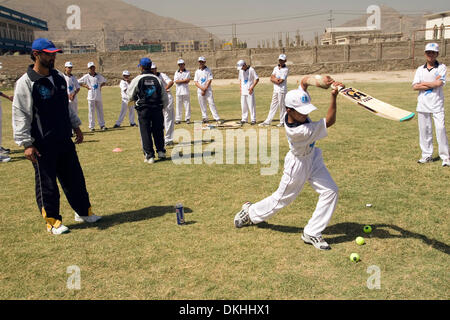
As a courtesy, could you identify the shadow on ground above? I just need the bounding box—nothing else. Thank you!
[67,205,194,230]
[256,221,449,255]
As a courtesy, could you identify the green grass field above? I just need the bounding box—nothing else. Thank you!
[0,81,449,300]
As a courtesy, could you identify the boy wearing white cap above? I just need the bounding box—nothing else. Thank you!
[237,60,259,125]
[151,63,175,146]
[235,75,343,251]
[78,62,108,131]
[412,43,449,167]
[194,56,224,124]
[259,54,289,127]
[174,59,191,124]
[113,70,137,128]
[63,61,80,116]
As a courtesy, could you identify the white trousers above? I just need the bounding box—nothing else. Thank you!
[418,111,449,160]
[175,94,191,121]
[115,101,136,126]
[69,100,78,116]
[198,91,220,121]
[264,91,287,124]
[249,149,338,237]
[241,94,256,122]
[88,100,105,129]
[163,94,175,143]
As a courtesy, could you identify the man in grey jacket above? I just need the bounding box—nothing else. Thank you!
[12,38,101,235]
[128,57,168,164]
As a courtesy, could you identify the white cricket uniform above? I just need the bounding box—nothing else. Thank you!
[174,69,191,122]
[412,62,449,160]
[115,80,136,126]
[158,72,175,144]
[263,65,289,125]
[194,66,220,121]
[249,99,338,237]
[239,67,259,122]
[78,73,107,129]
[63,74,80,115]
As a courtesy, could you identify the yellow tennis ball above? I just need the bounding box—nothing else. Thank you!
[356,236,365,245]
[363,225,372,233]
[350,253,360,262]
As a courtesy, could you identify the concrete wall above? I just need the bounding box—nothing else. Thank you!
[0,39,448,87]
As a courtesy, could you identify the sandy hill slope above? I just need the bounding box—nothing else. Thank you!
[0,0,216,51]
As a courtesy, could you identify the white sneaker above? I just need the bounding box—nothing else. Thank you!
[301,233,331,250]
[74,212,102,223]
[276,123,284,127]
[0,154,11,162]
[47,224,70,235]
[234,202,253,228]
[417,156,433,164]
[443,159,450,167]
[0,146,10,154]
[145,157,155,164]
[157,151,166,159]
[258,122,270,127]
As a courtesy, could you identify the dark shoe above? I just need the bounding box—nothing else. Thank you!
[130,123,137,127]
[186,119,191,124]
[251,121,256,125]
[101,126,108,131]
[175,121,181,125]
[202,118,209,124]
[113,124,120,128]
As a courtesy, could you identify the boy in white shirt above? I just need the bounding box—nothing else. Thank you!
[174,59,191,124]
[260,54,289,127]
[412,43,449,167]
[63,61,80,115]
[78,62,107,131]
[237,60,259,125]
[235,75,343,251]
[151,63,175,146]
[194,56,224,124]
[113,70,137,128]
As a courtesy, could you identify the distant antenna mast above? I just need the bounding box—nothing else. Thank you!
[328,10,334,30]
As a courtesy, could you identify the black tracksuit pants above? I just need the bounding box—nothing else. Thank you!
[136,106,165,158]
[33,138,91,226]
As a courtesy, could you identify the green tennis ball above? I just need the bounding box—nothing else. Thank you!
[350,253,360,262]
[356,236,365,245]
[363,225,372,233]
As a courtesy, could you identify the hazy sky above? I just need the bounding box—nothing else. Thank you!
[122,0,449,46]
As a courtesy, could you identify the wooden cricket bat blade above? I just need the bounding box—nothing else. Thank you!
[334,86,415,122]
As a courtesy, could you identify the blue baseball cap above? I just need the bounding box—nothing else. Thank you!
[138,57,152,68]
[32,38,62,53]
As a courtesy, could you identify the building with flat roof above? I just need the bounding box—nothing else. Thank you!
[424,11,450,40]
[321,27,402,45]
[0,5,48,54]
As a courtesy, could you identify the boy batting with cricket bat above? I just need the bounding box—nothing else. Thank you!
[234,75,344,251]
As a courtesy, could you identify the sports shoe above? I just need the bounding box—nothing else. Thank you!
[175,121,181,125]
[47,224,70,235]
[165,141,174,147]
[250,121,256,125]
[417,156,433,164]
[0,146,10,154]
[100,126,108,131]
[157,151,166,159]
[216,119,225,124]
[277,123,284,127]
[89,128,95,132]
[74,212,102,223]
[258,122,270,127]
[0,154,11,162]
[144,156,155,164]
[237,120,247,125]
[186,119,191,124]
[443,159,450,167]
[234,202,253,228]
[130,123,138,127]
[113,124,120,128]
[301,233,331,250]
[202,118,209,124]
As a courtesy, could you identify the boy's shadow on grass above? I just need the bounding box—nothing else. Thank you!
[67,205,195,230]
[256,222,450,255]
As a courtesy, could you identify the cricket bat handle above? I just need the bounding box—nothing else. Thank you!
[330,84,344,92]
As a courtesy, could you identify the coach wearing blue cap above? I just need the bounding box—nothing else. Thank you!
[128,57,168,163]
[12,38,101,235]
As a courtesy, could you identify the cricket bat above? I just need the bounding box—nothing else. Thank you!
[332,85,415,122]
